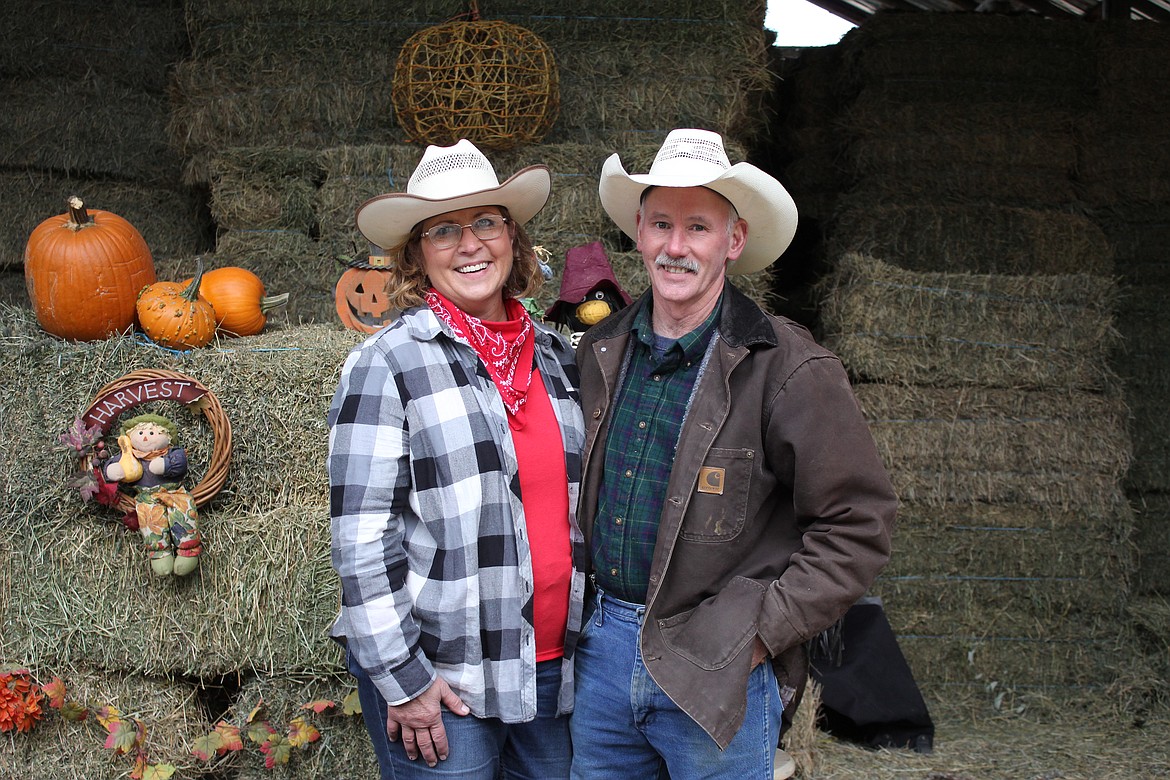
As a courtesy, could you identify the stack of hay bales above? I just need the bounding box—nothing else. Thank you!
[0,0,208,306]
[166,0,777,322]
[1077,23,1170,605]
[804,13,1140,709]
[1076,22,1170,685]
[0,307,376,777]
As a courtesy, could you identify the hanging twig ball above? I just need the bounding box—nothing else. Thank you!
[392,18,559,150]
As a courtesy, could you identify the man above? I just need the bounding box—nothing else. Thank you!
[569,129,898,779]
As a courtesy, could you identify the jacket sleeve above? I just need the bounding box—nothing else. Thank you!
[327,342,437,705]
[758,354,897,657]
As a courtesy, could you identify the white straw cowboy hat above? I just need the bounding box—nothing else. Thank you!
[598,128,798,275]
[356,139,551,250]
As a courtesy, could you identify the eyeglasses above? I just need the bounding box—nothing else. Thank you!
[421,215,509,249]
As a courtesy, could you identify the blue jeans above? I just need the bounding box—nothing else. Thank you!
[569,591,784,780]
[349,649,572,779]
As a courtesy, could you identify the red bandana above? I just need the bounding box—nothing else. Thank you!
[426,289,536,423]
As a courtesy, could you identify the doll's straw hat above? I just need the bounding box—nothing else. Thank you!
[598,128,798,275]
[356,139,551,251]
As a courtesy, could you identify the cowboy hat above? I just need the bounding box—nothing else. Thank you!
[598,128,798,275]
[356,139,551,250]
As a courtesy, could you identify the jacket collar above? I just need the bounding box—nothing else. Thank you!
[589,280,777,349]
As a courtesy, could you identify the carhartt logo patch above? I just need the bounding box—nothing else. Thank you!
[697,466,725,495]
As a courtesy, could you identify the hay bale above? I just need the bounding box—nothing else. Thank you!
[208,148,324,233]
[169,5,770,180]
[888,501,1133,583]
[0,76,183,185]
[837,11,1092,105]
[0,172,210,269]
[853,383,1131,511]
[891,632,1135,694]
[0,668,211,780]
[0,316,365,675]
[229,674,378,779]
[1075,114,1170,208]
[0,0,186,94]
[1130,493,1170,597]
[818,253,1121,391]
[828,203,1113,277]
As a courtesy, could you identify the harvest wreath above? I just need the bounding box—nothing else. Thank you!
[61,369,232,575]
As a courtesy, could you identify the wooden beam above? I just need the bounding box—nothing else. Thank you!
[1133,0,1170,19]
[800,0,872,25]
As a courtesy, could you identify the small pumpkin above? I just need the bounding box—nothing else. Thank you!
[335,266,396,333]
[136,261,218,349]
[24,196,156,341]
[181,266,289,337]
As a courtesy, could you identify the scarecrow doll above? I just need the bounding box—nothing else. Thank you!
[102,414,203,577]
[545,241,632,343]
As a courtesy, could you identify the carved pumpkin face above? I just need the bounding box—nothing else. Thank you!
[335,267,396,333]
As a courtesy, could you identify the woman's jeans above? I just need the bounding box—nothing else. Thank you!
[569,590,784,780]
[349,648,571,779]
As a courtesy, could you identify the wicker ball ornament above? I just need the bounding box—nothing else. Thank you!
[392,18,559,150]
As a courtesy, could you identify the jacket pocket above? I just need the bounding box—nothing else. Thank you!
[657,577,765,670]
[680,447,753,542]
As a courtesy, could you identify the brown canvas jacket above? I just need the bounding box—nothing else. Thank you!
[576,281,897,749]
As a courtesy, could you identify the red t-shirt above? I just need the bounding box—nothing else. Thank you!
[510,365,573,660]
[480,317,572,661]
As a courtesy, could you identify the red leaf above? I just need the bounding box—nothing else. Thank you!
[42,678,66,709]
[300,698,336,715]
[214,721,243,753]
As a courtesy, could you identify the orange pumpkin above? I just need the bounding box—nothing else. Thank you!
[335,267,396,333]
[181,266,289,337]
[24,196,156,341]
[136,262,218,349]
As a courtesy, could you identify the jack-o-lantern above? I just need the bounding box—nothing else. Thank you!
[335,267,396,333]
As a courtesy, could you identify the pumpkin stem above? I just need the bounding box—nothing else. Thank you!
[66,195,92,230]
[182,260,206,303]
[259,292,291,314]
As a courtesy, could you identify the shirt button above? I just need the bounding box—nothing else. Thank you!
[638,421,647,429]
[625,469,633,478]
[615,517,623,525]
[593,409,602,419]
[610,567,619,577]
[652,375,661,381]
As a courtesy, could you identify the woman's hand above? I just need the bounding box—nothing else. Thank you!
[385,677,470,767]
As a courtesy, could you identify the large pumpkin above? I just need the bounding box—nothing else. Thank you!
[136,262,218,349]
[335,267,396,334]
[24,196,156,341]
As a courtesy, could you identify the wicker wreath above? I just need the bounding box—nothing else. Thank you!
[392,9,559,150]
[81,369,232,515]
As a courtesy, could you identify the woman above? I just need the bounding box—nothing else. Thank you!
[328,139,585,779]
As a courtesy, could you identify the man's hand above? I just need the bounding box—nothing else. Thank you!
[751,635,769,669]
[385,678,470,767]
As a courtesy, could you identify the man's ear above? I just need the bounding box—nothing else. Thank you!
[726,218,748,262]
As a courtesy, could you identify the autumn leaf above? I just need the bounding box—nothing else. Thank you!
[130,753,147,780]
[142,763,176,780]
[245,699,266,724]
[246,718,276,746]
[341,689,362,716]
[96,704,122,730]
[60,701,88,722]
[105,718,142,755]
[260,734,293,769]
[287,717,320,748]
[191,731,224,762]
[57,418,104,455]
[300,698,336,715]
[42,677,66,709]
[214,721,243,753]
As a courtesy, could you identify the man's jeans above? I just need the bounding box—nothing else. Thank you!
[569,590,784,780]
[349,648,571,779]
